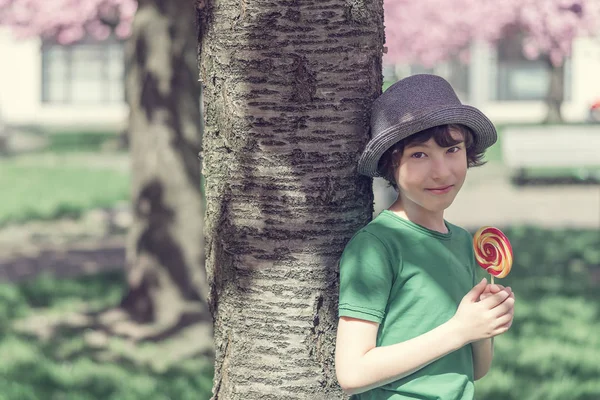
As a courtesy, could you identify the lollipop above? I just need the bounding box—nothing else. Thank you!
[473,226,513,284]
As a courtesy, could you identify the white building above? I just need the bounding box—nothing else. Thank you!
[1,27,599,130]
[385,36,600,124]
[0,29,128,131]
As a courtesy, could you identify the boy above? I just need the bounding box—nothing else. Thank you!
[335,74,515,399]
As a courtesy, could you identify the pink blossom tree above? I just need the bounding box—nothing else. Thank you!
[383,0,514,68]
[0,0,211,340]
[0,0,136,43]
[384,0,600,122]
[511,0,600,121]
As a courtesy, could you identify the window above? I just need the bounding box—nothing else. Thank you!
[494,34,571,101]
[42,37,125,104]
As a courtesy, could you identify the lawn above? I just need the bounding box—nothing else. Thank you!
[2,129,598,399]
[1,227,598,399]
[0,132,214,399]
[44,131,121,153]
[472,226,600,400]
[0,271,214,400]
[0,152,130,227]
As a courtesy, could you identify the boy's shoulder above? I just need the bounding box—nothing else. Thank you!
[340,214,401,266]
[356,210,402,238]
[345,211,410,250]
[342,212,395,250]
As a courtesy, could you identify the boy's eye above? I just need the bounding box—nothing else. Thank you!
[411,152,427,159]
[447,146,461,153]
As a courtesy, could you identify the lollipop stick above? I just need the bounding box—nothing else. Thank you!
[491,275,494,285]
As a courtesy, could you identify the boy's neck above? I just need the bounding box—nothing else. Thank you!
[387,200,448,234]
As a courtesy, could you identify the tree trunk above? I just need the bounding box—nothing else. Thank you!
[0,105,7,155]
[198,1,384,398]
[543,55,564,124]
[121,0,210,334]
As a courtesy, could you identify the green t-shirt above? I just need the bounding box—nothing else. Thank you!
[338,210,479,400]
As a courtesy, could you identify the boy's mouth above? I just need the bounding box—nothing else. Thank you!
[425,185,454,194]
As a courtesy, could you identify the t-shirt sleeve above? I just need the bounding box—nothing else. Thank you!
[338,231,394,324]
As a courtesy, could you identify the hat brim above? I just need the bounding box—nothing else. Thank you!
[357,105,497,178]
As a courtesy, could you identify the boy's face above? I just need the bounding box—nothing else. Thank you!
[393,128,468,215]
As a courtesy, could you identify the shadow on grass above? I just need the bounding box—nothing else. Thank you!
[0,271,214,400]
[1,342,214,400]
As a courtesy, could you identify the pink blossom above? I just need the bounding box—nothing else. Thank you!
[384,0,600,67]
[0,0,137,43]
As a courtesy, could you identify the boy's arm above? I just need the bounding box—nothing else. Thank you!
[336,281,513,396]
[472,338,493,380]
[472,284,515,380]
[335,316,466,396]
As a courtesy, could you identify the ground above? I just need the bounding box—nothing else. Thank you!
[0,133,598,399]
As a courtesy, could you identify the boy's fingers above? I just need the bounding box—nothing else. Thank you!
[480,290,510,309]
[467,278,488,301]
[488,284,502,293]
[490,297,515,317]
[495,312,513,327]
[497,315,514,330]
[490,285,513,299]
[507,287,515,299]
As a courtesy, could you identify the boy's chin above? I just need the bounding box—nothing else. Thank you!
[426,199,456,213]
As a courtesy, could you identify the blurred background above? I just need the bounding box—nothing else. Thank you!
[0,0,599,399]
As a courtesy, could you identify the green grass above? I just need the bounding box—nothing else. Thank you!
[45,131,120,153]
[383,80,394,92]
[472,227,600,399]
[0,271,214,400]
[0,152,129,226]
[0,220,598,399]
[475,292,600,400]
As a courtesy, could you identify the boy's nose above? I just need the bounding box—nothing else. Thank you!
[430,158,451,181]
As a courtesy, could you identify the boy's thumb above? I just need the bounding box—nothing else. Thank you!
[467,278,487,301]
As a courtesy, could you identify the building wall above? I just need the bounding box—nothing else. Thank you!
[0,29,127,131]
[2,28,599,129]
[474,37,600,124]
[386,36,600,125]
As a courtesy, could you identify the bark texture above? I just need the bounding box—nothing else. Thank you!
[122,0,210,331]
[198,1,384,398]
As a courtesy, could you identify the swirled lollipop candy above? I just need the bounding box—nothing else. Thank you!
[473,226,513,284]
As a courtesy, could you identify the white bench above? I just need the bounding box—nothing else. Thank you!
[501,125,600,184]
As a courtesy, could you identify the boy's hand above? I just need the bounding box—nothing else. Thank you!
[480,283,515,331]
[450,279,515,345]
[480,283,514,302]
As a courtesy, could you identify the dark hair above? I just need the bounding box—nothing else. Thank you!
[377,124,486,190]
